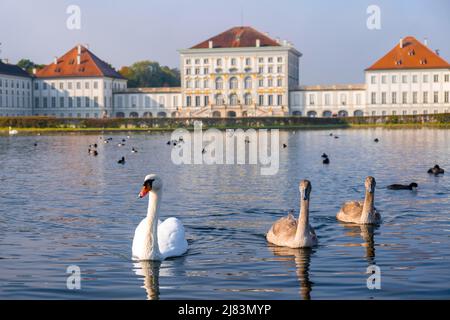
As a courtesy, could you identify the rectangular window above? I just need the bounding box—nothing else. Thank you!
[423,92,428,104]
[195,68,200,75]
[258,79,264,87]
[246,58,251,66]
[43,97,48,108]
[77,97,81,107]
[94,97,99,107]
[433,75,439,83]
[277,66,282,73]
[402,75,408,83]
[371,76,376,84]
[325,94,330,105]
[413,92,418,104]
[204,68,209,74]
[85,82,90,89]
[434,91,439,103]
[195,96,200,107]
[402,92,407,104]
[309,94,315,106]
[268,79,273,87]
[268,95,273,106]
[35,82,39,90]
[59,83,64,90]
[85,97,90,107]
[204,96,209,106]
[68,97,73,108]
[444,92,449,103]
[277,95,283,106]
[60,97,64,108]
[94,81,98,89]
[258,67,264,74]
[412,75,418,83]
[43,83,47,90]
[186,96,191,107]
[392,75,397,84]
[68,82,72,90]
[423,75,428,83]
[35,97,39,108]
[277,79,282,87]
[381,92,386,104]
[392,92,397,104]
[371,92,376,104]
[445,74,449,82]
[258,95,264,106]
[381,76,386,84]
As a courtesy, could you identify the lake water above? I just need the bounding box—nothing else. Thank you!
[0,128,449,300]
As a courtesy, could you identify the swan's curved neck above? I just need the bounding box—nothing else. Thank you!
[361,191,375,223]
[146,190,162,259]
[295,199,309,240]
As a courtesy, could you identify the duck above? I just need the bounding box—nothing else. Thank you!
[336,176,381,225]
[323,157,330,165]
[8,127,18,135]
[283,144,288,149]
[374,138,379,143]
[428,165,444,175]
[132,148,138,153]
[118,143,125,147]
[132,174,188,261]
[387,183,418,190]
[118,157,126,165]
[266,180,318,248]
[93,150,98,157]
[321,153,328,158]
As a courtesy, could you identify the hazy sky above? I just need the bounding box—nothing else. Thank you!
[1,0,449,85]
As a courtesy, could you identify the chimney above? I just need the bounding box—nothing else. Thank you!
[54,56,58,64]
[399,38,403,48]
[77,54,81,65]
[32,68,37,75]
[77,44,82,55]
[208,40,213,49]
[424,37,428,47]
[256,39,260,47]
[283,40,288,46]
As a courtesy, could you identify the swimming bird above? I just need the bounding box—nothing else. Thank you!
[118,157,126,164]
[336,176,381,225]
[334,136,339,139]
[387,183,418,190]
[166,141,171,146]
[34,142,38,147]
[428,165,445,175]
[321,153,328,158]
[132,148,138,153]
[93,150,98,157]
[202,148,207,154]
[8,127,18,135]
[283,144,288,149]
[323,157,330,165]
[374,138,379,143]
[132,174,188,261]
[266,180,318,248]
[118,143,125,147]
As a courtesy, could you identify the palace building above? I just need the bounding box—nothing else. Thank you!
[0,27,449,118]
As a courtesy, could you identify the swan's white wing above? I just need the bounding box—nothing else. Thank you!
[158,217,188,259]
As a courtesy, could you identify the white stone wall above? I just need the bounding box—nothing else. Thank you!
[32,77,127,118]
[0,74,33,116]
[113,91,182,118]
[289,87,367,117]
[365,69,450,115]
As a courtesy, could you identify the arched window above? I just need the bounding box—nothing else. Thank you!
[129,112,139,118]
[157,112,167,118]
[244,93,252,105]
[307,111,317,118]
[215,94,224,106]
[212,111,221,118]
[227,111,237,118]
[229,77,238,90]
[292,111,302,116]
[116,112,125,118]
[229,94,238,106]
[244,77,252,89]
[215,77,223,90]
[338,110,348,117]
[322,110,332,117]
[242,111,248,117]
[353,110,364,117]
[143,112,153,118]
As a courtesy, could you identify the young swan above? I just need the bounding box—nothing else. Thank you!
[337,176,381,225]
[266,180,318,248]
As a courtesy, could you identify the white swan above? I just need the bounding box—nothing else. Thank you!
[266,180,318,248]
[132,174,188,261]
[8,127,18,135]
[336,176,381,225]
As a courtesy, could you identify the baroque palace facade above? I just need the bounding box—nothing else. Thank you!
[1,26,449,118]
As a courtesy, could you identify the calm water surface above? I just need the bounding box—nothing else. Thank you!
[0,128,449,299]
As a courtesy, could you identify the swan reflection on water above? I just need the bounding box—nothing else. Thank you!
[268,245,314,300]
[133,260,161,300]
[339,223,378,265]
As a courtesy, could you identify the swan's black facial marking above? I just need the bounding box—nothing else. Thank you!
[143,179,155,189]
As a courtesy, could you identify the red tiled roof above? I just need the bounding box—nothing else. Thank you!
[190,26,281,49]
[366,36,450,71]
[36,45,125,79]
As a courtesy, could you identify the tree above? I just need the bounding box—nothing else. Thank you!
[118,60,180,88]
[17,59,45,75]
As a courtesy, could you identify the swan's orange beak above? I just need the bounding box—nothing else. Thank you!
[138,185,151,199]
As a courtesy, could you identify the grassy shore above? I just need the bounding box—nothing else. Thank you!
[1,114,450,133]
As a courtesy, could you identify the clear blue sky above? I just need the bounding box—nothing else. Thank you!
[1,0,449,85]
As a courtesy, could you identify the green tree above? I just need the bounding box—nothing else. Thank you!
[119,60,180,88]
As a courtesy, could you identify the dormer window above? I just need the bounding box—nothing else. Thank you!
[395,60,402,66]
[408,49,415,56]
[420,58,427,65]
